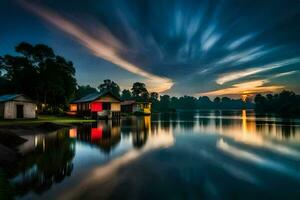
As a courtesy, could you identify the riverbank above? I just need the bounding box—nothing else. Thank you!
[0,115,96,126]
[0,115,96,166]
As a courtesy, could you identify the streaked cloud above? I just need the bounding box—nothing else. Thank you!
[227,34,256,50]
[216,58,300,85]
[199,79,284,96]
[272,71,297,78]
[20,1,173,92]
[216,46,264,65]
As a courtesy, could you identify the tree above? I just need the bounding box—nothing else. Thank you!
[150,92,159,111]
[150,92,159,101]
[121,89,132,100]
[75,85,98,99]
[0,42,77,112]
[254,94,267,112]
[98,79,120,97]
[160,95,170,111]
[131,82,149,101]
[213,97,221,108]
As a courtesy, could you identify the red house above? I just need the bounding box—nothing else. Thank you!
[69,91,121,119]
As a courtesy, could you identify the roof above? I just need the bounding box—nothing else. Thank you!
[121,100,136,106]
[72,91,121,103]
[121,100,152,105]
[0,94,22,102]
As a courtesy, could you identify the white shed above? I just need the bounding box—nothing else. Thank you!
[0,94,37,119]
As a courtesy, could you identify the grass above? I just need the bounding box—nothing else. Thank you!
[0,115,96,126]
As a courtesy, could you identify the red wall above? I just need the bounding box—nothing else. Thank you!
[91,102,103,112]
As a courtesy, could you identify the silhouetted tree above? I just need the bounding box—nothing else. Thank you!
[98,79,120,97]
[75,85,98,99]
[150,92,159,111]
[254,90,300,115]
[121,89,132,100]
[0,42,77,112]
[131,82,149,101]
[160,95,171,111]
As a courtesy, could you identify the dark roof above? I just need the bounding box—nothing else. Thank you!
[121,100,152,105]
[72,91,121,103]
[0,94,21,102]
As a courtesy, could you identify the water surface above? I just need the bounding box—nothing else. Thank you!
[2,110,300,200]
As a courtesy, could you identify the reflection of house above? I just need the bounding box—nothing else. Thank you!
[72,120,121,153]
[69,91,121,119]
[121,100,151,115]
[0,94,36,119]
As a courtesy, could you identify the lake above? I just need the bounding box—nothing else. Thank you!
[2,110,300,200]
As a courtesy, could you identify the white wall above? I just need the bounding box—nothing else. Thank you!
[4,101,36,119]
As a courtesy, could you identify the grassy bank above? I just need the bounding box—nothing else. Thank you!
[0,115,96,126]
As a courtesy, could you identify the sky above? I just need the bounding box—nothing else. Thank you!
[1,0,300,97]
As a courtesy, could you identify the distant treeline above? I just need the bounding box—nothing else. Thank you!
[150,95,254,111]
[254,90,300,115]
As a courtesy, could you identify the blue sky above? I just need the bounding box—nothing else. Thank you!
[1,0,300,97]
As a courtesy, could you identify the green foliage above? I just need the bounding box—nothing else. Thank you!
[131,82,149,101]
[98,79,120,97]
[0,42,77,113]
[121,89,132,100]
[75,85,98,99]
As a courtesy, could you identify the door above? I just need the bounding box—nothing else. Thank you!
[16,105,24,118]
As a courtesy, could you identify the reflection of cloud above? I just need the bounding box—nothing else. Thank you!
[216,58,300,85]
[21,1,173,92]
[217,139,264,163]
[199,79,283,96]
[57,130,174,200]
[217,139,300,180]
[197,149,261,185]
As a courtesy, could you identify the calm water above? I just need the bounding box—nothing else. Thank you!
[2,110,300,200]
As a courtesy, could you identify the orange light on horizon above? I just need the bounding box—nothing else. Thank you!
[241,94,248,102]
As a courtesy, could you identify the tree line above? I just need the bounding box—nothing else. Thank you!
[254,90,300,115]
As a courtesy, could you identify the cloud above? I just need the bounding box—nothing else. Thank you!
[20,1,173,93]
[272,70,297,78]
[216,46,266,66]
[199,79,284,96]
[216,58,300,85]
[227,34,256,50]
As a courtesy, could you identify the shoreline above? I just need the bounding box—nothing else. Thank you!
[0,122,77,166]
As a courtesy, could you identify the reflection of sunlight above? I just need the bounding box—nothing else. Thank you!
[194,110,300,159]
[242,109,247,134]
[217,139,300,180]
[58,127,174,200]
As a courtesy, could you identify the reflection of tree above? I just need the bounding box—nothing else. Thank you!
[8,129,75,197]
[280,120,296,138]
[0,168,14,200]
[256,119,296,139]
[121,116,151,149]
[98,121,121,153]
[132,117,150,148]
